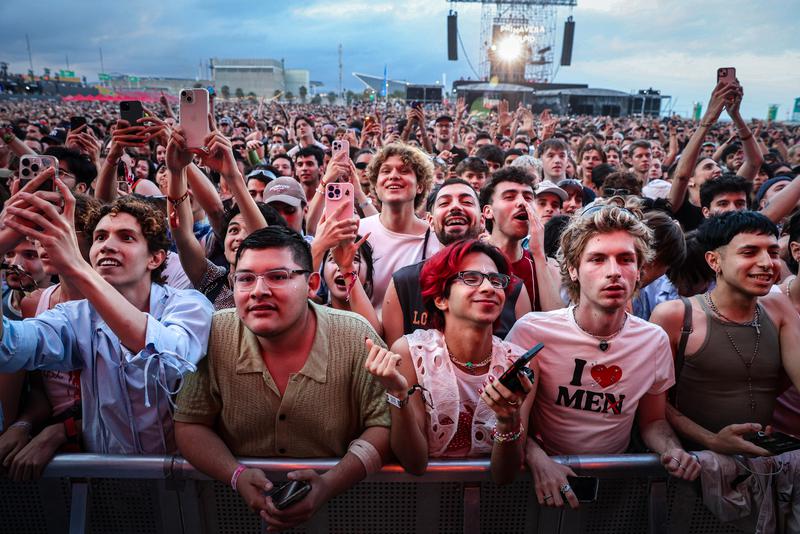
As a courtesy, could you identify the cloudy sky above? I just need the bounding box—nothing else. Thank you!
[1,0,797,119]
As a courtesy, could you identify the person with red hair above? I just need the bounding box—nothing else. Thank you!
[364,239,535,483]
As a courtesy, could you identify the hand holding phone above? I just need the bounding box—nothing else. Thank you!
[179,89,210,150]
[498,342,543,394]
[19,155,58,192]
[325,182,355,222]
[265,480,312,510]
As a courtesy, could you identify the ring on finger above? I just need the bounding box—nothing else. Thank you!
[670,456,682,468]
[543,494,553,501]
[506,399,520,406]
[560,484,572,494]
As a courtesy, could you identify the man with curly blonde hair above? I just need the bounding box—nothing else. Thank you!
[506,204,699,510]
[361,144,439,315]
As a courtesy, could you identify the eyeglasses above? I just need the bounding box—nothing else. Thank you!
[354,162,369,170]
[603,188,630,197]
[453,270,510,289]
[232,269,310,291]
[1,263,38,292]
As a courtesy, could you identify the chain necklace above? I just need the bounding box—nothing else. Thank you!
[446,342,492,371]
[571,306,628,352]
[704,291,761,413]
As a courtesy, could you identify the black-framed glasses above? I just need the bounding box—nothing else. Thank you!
[231,269,310,291]
[603,188,630,197]
[354,162,369,170]
[1,263,38,292]
[453,270,510,289]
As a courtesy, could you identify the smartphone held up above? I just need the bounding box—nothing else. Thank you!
[179,88,210,150]
[19,155,58,192]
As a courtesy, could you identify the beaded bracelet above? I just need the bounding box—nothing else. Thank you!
[491,423,524,443]
[230,464,247,492]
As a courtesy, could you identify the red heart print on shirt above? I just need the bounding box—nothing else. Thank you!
[590,365,622,388]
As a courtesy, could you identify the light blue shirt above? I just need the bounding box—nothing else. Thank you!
[632,275,676,321]
[0,283,213,454]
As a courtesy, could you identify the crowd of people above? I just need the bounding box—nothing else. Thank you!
[0,74,799,530]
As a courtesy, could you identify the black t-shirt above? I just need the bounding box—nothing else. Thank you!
[673,199,704,232]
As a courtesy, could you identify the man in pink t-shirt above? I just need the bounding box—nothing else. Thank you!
[506,203,699,509]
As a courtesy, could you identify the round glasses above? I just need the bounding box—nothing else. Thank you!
[453,270,510,289]
[232,269,310,291]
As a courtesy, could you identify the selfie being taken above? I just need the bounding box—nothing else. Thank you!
[0,0,798,532]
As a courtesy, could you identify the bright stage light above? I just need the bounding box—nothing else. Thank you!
[496,35,523,62]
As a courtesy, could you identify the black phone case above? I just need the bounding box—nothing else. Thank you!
[746,431,800,455]
[567,476,599,502]
[120,101,144,125]
[268,480,311,510]
[498,366,534,394]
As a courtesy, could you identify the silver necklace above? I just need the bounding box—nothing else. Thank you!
[571,306,627,352]
[704,291,761,413]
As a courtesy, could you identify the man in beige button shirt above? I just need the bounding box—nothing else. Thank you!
[175,226,389,531]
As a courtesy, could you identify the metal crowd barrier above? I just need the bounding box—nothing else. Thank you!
[0,454,742,534]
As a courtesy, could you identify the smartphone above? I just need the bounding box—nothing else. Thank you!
[116,161,131,193]
[331,139,349,157]
[265,480,311,511]
[325,182,355,221]
[567,476,599,503]
[364,115,376,130]
[179,89,210,150]
[120,100,144,125]
[745,431,800,455]
[411,101,422,110]
[19,155,58,192]
[498,342,543,394]
[717,67,736,86]
[69,116,87,131]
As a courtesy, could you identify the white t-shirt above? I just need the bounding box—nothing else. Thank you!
[359,214,440,316]
[162,251,193,290]
[506,306,674,455]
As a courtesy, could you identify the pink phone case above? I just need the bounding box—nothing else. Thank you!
[325,182,355,222]
[332,139,349,157]
[179,88,210,149]
[717,67,736,85]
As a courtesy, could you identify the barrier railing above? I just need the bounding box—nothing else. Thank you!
[0,453,740,534]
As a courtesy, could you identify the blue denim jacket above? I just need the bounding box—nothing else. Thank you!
[0,283,213,454]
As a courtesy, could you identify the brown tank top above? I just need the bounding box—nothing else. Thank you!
[675,295,781,448]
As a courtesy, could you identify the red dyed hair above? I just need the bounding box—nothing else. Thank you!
[419,239,511,331]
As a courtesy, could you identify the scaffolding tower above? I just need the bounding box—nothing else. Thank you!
[451,0,576,83]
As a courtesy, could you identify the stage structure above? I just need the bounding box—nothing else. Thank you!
[450,0,576,83]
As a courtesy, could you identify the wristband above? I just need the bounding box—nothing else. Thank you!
[358,198,373,210]
[348,439,382,475]
[699,122,715,128]
[343,270,358,302]
[738,133,753,142]
[230,465,247,492]
[316,184,327,196]
[168,190,190,208]
[491,423,524,443]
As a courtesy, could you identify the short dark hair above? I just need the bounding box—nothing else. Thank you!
[787,210,800,274]
[666,230,714,296]
[699,174,752,209]
[44,146,97,187]
[629,140,652,154]
[544,214,571,258]
[591,163,616,190]
[86,195,170,283]
[235,225,313,272]
[479,167,534,232]
[454,157,489,176]
[644,211,686,267]
[293,115,315,131]
[222,202,287,238]
[475,144,504,166]
[602,171,642,197]
[697,211,778,251]
[504,148,526,159]
[536,138,569,158]
[294,146,324,167]
[475,132,492,142]
[271,153,294,171]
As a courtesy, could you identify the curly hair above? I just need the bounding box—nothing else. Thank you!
[366,143,434,210]
[419,239,510,331]
[85,196,170,284]
[558,201,654,303]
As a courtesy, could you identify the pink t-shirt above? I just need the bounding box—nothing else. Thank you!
[506,306,674,455]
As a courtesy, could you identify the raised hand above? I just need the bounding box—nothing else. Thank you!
[364,338,408,394]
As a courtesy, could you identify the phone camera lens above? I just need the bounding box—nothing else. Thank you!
[21,168,30,177]
[180,91,187,98]
[327,192,335,199]
[31,163,40,172]
[187,96,193,103]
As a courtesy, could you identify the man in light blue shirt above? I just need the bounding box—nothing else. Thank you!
[0,175,212,454]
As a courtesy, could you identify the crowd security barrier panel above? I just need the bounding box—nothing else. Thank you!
[0,454,743,534]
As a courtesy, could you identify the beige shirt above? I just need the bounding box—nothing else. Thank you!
[175,302,390,457]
